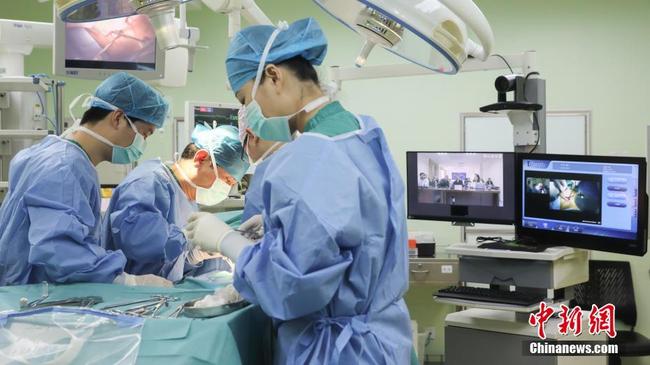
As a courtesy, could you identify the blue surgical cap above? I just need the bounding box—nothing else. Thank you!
[226,17,328,94]
[91,72,169,128]
[192,124,250,182]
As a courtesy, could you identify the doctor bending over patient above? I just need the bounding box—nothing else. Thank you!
[102,124,249,281]
[0,72,171,287]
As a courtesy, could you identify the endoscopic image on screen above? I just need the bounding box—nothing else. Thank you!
[416,153,504,207]
[527,178,550,195]
[549,180,600,213]
[65,15,156,68]
[524,172,602,225]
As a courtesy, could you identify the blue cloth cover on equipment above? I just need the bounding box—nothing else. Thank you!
[0,282,273,365]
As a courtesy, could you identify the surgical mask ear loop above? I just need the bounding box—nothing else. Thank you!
[251,21,290,100]
[174,150,211,191]
[124,114,139,134]
[174,163,199,191]
[63,93,93,137]
[255,141,283,165]
[208,148,222,186]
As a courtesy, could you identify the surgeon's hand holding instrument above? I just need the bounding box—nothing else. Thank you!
[185,212,253,261]
[237,214,264,240]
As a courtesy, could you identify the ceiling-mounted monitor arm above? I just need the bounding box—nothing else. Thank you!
[200,0,272,38]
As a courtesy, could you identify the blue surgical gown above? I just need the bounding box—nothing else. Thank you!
[242,158,270,222]
[0,136,126,285]
[234,115,413,364]
[103,159,197,279]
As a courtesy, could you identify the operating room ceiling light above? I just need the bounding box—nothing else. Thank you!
[56,0,194,49]
[313,0,494,73]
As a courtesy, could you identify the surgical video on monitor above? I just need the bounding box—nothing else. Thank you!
[65,15,157,70]
[522,159,640,240]
[524,173,602,225]
[416,153,504,207]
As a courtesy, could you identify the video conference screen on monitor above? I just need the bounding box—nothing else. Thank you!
[518,154,647,256]
[64,14,157,71]
[407,152,515,225]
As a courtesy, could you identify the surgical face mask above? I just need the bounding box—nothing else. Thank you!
[174,152,232,206]
[78,115,146,165]
[66,94,147,164]
[197,175,232,207]
[239,96,329,142]
[238,22,329,142]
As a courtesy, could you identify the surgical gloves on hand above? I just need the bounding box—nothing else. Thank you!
[184,212,233,253]
[238,214,264,240]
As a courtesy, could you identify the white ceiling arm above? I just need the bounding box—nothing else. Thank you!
[200,0,270,38]
[329,51,538,86]
[240,0,272,25]
[228,10,241,38]
[201,0,271,26]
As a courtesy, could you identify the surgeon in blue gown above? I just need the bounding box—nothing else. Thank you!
[0,72,172,287]
[102,124,249,281]
[238,116,284,222]
[185,18,412,364]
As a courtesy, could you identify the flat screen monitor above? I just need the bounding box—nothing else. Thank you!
[177,102,240,153]
[54,13,165,80]
[188,103,239,129]
[407,152,516,225]
[517,153,648,256]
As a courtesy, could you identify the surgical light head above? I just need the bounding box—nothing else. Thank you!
[313,0,494,73]
[132,0,184,50]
